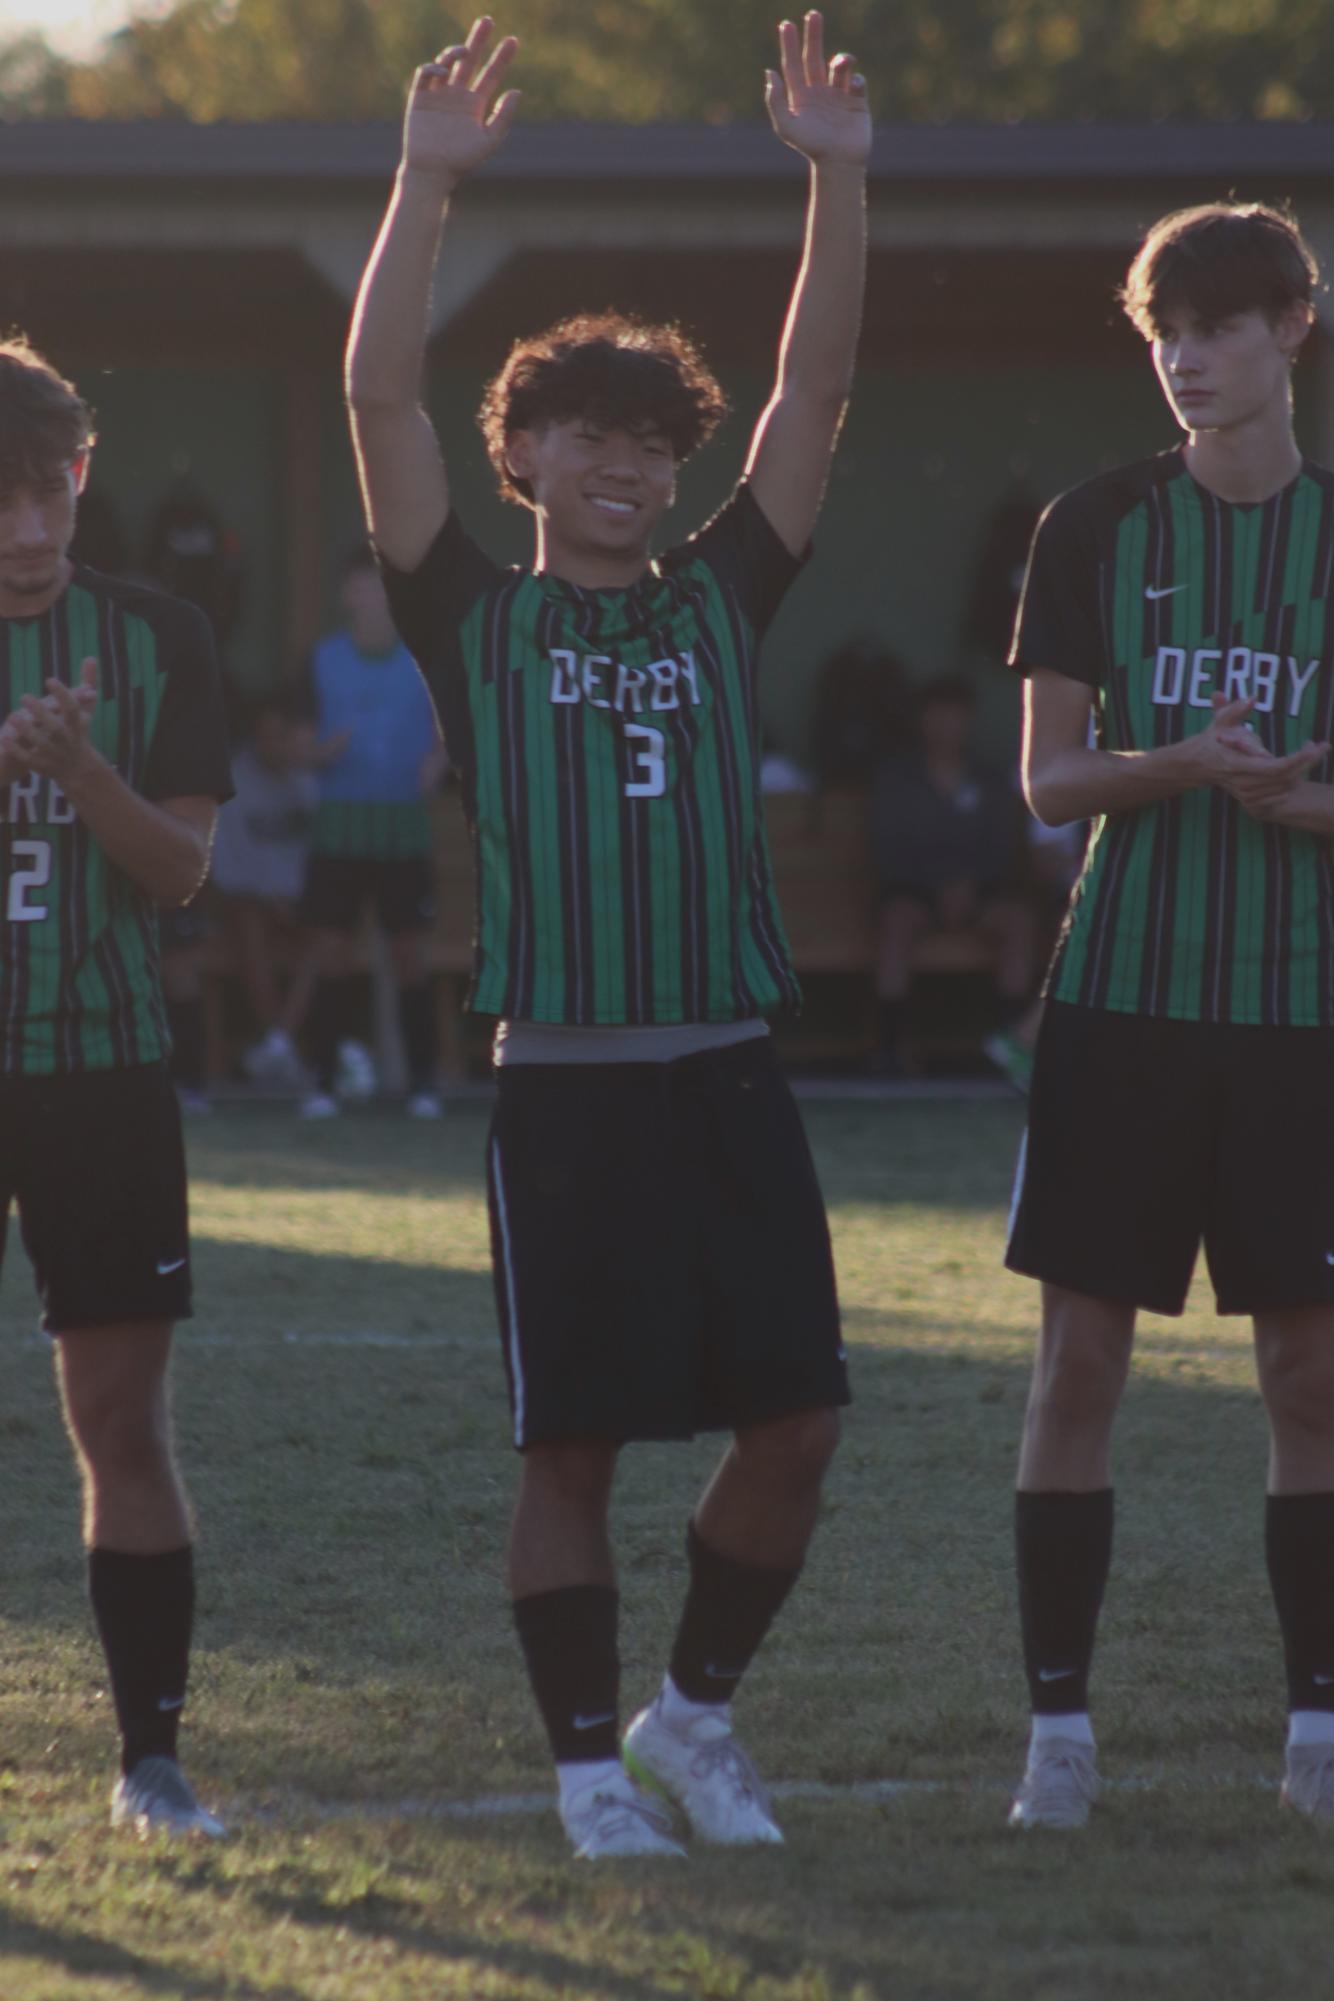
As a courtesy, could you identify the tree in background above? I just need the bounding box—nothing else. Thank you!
[6,0,1334,123]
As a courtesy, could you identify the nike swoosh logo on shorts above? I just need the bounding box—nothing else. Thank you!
[157,1696,186,1711]
[156,1257,187,1276]
[1145,584,1186,600]
[572,1712,616,1731]
[1037,1666,1078,1682]
[1313,1674,1334,1686]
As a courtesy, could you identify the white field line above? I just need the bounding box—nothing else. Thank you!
[242,1771,1278,1826]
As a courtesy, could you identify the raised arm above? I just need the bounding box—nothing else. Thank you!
[345,16,519,573]
[746,12,870,557]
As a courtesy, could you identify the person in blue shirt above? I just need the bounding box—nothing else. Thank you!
[297,543,447,1116]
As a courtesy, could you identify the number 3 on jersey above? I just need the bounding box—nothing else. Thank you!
[623,723,666,799]
[7,839,52,922]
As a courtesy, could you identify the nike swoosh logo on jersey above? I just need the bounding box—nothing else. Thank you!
[156,1257,187,1276]
[1145,584,1187,600]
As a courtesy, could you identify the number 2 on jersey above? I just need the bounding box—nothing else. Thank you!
[623,723,666,799]
[7,839,52,922]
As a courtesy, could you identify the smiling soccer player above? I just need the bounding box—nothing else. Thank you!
[1006,203,1334,1828]
[346,13,867,1858]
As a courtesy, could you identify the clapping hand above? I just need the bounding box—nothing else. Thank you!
[0,657,98,785]
[1201,691,1327,817]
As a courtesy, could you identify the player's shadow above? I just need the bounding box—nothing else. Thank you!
[239,1862,685,2001]
[807,1097,1026,1213]
[0,1908,309,2001]
[186,1100,495,1201]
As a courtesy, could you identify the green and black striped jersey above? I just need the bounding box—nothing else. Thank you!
[381,483,802,1025]
[0,568,232,1075]
[1011,449,1334,1026]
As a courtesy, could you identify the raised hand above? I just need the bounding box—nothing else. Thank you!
[401,16,520,186]
[765,12,871,167]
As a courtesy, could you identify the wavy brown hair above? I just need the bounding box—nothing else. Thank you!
[477,311,728,506]
[1120,203,1319,338]
[0,334,93,489]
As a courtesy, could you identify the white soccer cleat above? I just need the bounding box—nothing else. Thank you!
[1008,1736,1100,1829]
[298,1091,339,1120]
[243,1028,303,1086]
[1281,1743,1334,1822]
[559,1767,686,1860]
[622,1700,783,1846]
[406,1090,444,1120]
[111,1756,225,1839]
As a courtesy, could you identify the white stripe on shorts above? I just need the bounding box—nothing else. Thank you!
[489,1135,526,1447]
[1006,1125,1030,1252]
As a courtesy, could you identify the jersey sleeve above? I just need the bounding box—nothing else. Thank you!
[671,481,808,640]
[1008,489,1105,688]
[139,596,235,802]
[377,512,503,683]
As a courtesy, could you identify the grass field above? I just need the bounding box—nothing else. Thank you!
[0,1092,1330,2000]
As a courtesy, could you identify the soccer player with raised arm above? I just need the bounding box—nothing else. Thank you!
[1006,204,1334,1828]
[347,13,867,1858]
[0,338,232,1835]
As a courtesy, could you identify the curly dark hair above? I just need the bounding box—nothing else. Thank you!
[0,333,93,489]
[1120,202,1319,339]
[477,312,728,506]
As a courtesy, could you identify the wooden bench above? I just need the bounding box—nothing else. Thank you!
[199,788,1002,1078]
[761,790,995,1064]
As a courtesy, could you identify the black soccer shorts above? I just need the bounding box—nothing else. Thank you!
[0,1062,192,1331]
[1006,1000,1334,1317]
[486,1038,849,1448]
[302,854,434,937]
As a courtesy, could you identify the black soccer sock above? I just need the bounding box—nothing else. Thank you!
[1265,1493,1334,1712]
[512,1584,619,1764]
[165,997,206,1093]
[305,973,359,1093]
[397,977,438,1093]
[88,1545,195,1775]
[667,1520,801,1706]
[1015,1488,1114,1716]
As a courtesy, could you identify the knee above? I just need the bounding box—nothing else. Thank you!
[71,1394,171,1483]
[520,1439,619,1513]
[736,1406,841,1489]
[1258,1337,1334,1438]
[1030,1320,1128,1431]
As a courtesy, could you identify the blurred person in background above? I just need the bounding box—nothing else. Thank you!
[296,543,447,1118]
[870,672,1036,1075]
[209,695,319,1086]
